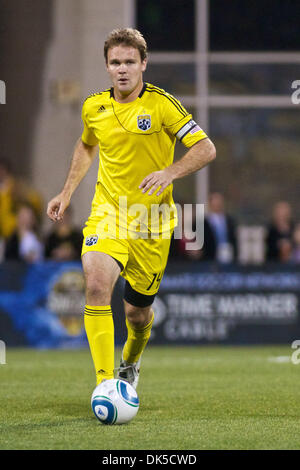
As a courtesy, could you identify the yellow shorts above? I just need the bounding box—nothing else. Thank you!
[81,184,173,296]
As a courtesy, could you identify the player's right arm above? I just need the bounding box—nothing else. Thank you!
[47,138,98,221]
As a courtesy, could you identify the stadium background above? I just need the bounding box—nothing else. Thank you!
[0,0,300,349]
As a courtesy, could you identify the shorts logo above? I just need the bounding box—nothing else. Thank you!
[85,235,99,246]
[137,114,151,131]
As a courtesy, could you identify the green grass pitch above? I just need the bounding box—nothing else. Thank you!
[0,345,300,450]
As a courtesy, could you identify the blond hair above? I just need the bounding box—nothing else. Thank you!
[104,28,147,63]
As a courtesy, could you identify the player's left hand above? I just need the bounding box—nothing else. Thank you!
[139,168,174,196]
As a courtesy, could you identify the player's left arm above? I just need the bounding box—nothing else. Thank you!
[139,138,216,196]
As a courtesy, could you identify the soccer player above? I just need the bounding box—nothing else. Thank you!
[47,28,216,389]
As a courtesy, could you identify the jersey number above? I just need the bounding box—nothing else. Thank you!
[146,271,163,291]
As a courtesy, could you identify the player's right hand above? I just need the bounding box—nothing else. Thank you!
[47,193,70,222]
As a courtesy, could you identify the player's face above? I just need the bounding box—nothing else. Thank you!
[106,45,147,98]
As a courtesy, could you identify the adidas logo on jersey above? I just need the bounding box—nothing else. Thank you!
[97,105,106,112]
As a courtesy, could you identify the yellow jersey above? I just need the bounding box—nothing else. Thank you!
[81,82,207,233]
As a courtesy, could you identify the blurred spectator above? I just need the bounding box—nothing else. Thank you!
[169,203,216,262]
[291,223,300,263]
[5,203,44,262]
[278,238,293,263]
[265,201,294,261]
[202,192,237,263]
[168,203,197,261]
[0,158,43,240]
[200,218,217,261]
[0,158,18,239]
[44,206,82,260]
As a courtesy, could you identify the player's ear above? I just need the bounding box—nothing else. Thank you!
[141,58,147,72]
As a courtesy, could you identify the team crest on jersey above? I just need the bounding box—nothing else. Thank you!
[137,114,151,131]
[85,235,98,246]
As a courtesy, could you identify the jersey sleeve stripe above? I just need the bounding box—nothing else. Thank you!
[145,87,187,117]
[167,94,189,117]
[83,88,110,104]
[146,84,189,117]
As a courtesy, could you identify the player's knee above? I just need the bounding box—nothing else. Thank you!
[85,280,111,304]
[125,304,152,329]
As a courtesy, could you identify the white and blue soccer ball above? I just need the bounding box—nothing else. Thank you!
[91,379,139,425]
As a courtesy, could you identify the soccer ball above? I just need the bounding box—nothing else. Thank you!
[91,379,139,425]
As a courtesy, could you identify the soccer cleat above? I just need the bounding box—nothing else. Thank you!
[116,357,141,390]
